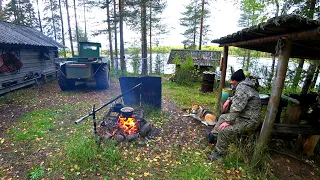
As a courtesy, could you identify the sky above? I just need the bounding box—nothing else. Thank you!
[158,0,242,46]
[89,0,243,48]
[31,0,243,49]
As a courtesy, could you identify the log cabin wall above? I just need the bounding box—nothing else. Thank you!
[0,45,58,95]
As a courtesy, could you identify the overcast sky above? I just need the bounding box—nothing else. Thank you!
[87,0,243,48]
[34,0,243,48]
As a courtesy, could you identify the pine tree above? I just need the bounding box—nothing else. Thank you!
[124,0,167,74]
[4,0,39,28]
[43,0,61,41]
[179,0,210,49]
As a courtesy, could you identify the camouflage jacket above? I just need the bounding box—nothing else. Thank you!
[226,78,261,124]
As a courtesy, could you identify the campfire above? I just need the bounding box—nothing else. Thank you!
[99,105,153,142]
[118,115,138,135]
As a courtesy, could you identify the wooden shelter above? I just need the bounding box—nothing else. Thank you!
[211,15,320,164]
[167,49,221,72]
[0,21,64,95]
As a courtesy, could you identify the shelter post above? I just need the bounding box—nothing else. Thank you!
[217,46,228,113]
[252,38,292,166]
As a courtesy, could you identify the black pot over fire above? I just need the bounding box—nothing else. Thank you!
[120,107,134,118]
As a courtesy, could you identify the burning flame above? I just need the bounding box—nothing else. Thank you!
[118,116,138,135]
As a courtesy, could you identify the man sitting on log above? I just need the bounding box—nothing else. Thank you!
[208,69,262,161]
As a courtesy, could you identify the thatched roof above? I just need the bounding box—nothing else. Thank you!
[211,15,320,60]
[167,49,221,66]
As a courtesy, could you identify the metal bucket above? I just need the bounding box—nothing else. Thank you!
[119,77,141,106]
[140,76,162,109]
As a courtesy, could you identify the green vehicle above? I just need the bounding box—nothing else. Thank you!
[55,42,110,90]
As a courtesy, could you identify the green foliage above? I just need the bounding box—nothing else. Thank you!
[3,1,39,28]
[128,46,141,75]
[173,53,182,65]
[238,0,265,27]
[179,0,211,48]
[173,53,201,84]
[26,165,45,180]
[42,0,62,40]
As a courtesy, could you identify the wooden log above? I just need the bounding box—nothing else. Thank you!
[272,124,320,135]
[293,135,320,158]
[216,46,228,114]
[252,38,292,167]
[303,135,320,158]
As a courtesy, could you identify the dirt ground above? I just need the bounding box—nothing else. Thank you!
[0,80,319,179]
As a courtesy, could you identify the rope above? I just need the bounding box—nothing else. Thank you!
[275,37,285,56]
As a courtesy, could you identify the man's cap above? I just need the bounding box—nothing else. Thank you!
[231,69,245,82]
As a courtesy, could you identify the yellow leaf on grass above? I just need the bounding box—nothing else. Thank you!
[226,170,231,174]
[0,138,4,144]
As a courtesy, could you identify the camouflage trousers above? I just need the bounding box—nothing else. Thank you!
[211,114,259,154]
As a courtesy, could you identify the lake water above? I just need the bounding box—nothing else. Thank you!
[121,53,318,86]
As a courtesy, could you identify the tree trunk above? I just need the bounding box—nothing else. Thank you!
[65,0,75,56]
[59,0,66,57]
[141,0,148,75]
[310,64,319,89]
[216,46,228,114]
[119,0,126,72]
[36,0,43,33]
[50,0,57,41]
[302,61,316,94]
[106,0,114,68]
[83,0,87,38]
[291,59,304,89]
[193,3,196,49]
[73,0,79,54]
[245,50,251,71]
[252,38,292,167]
[114,0,118,74]
[149,2,152,74]
[267,54,276,89]
[199,0,204,50]
[300,0,317,93]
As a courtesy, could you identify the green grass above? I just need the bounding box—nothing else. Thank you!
[1,80,277,179]
[8,109,56,141]
[162,81,218,110]
[26,165,45,180]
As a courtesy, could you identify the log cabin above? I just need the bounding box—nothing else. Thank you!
[0,21,64,95]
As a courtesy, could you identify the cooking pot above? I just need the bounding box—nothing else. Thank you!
[120,107,134,118]
[113,103,124,112]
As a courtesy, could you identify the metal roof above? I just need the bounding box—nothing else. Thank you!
[211,15,320,60]
[167,49,221,66]
[0,21,64,48]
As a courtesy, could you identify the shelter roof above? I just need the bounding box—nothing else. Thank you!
[0,21,64,48]
[167,49,221,66]
[211,15,320,60]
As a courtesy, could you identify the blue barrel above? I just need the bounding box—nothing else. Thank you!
[119,77,141,106]
[140,76,162,109]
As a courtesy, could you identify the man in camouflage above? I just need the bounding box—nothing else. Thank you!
[209,69,262,161]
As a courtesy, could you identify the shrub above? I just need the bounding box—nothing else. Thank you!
[173,53,201,85]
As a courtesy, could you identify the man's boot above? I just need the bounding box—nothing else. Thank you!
[206,129,217,144]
